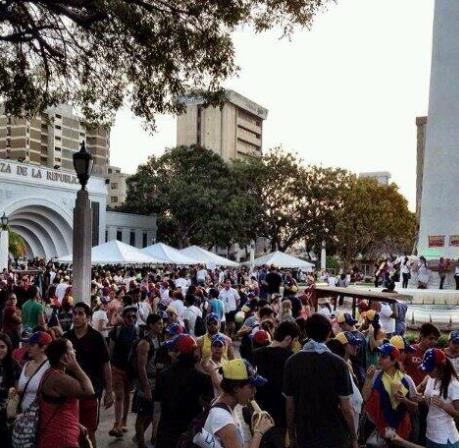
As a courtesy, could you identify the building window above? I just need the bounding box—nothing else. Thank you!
[55,114,62,119]
[55,125,61,130]
[6,127,11,136]
[111,196,118,203]
[105,230,108,242]
[111,183,118,189]
[143,232,148,248]
[130,231,136,246]
[55,136,61,141]
[116,230,122,241]
[55,146,61,151]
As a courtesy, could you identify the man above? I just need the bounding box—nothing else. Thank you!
[108,305,138,437]
[155,334,213,448]
[266,265,282,298]
[133,313,163,448]
[183,293,202,336]
[196,265,208,286]
[55,274,70,303]
[2,293,21,348]
[283,313,358,448]
[197,313,234,363]
[283,271,298,298]
[379,299,396,337]
[438,257,449,290]
[252,321,300,448]
[65,302,114,448]
[21,285,45,332]
[219,279,240,337]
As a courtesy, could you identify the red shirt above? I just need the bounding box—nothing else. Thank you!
[404,343,427,386]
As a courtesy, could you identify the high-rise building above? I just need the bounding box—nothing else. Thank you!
[0,104,109,176]
[107,165,129,208]
[177,90,268,162]
[358,171,391,186]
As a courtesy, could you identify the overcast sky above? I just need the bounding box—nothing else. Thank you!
[109,0,435,210]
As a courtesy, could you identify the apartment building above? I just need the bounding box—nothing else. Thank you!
[107,165,129,208]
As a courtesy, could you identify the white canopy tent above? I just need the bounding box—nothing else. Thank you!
[57,240,163,265]
[180,245,239,268]
[251,251,315,271]
[142,242,200,265]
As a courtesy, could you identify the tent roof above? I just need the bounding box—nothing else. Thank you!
[57,240,162,265]
[142,242,199,265]
[180,246,239,267]
[252,251,315,270]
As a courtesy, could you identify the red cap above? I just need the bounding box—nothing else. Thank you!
[166,334,197,355]
[252,330,271,346]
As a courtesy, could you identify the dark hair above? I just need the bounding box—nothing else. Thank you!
[326,339,345,358]
[0,333,18,389]
[122,305,137,317]
[73,302,91,317]
[274,321,300,342]
[122,295,133,306]
[45,338,69,367]
[305,313,332,343]
[146,313,162,327]
[29,285,38,299]
[220,376,251,395]
[420,323,441,339]
[259,307,274,320]
[185,294,196,306]
[438,358,458,399]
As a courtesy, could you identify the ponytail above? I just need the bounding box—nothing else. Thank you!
[439,358,458,399]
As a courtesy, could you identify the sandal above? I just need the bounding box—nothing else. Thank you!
[109,428,123,438]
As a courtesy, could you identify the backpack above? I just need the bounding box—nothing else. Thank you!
[194,315,206,337]
[176,402,231,448]
[126,334,156,381]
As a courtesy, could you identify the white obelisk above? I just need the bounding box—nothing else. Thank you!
[418,0,459,258]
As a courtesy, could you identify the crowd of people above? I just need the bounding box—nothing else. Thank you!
[0,263,458,448]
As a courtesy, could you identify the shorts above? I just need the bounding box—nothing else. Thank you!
[132,389,154,417]
[225,311,237,323]
[79,397,100,434]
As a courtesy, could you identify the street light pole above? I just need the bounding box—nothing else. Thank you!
[0,212,9,271]
[72,142,93,305]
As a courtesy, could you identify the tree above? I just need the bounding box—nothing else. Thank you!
[8,230,27,258]
[0,0,331,128]
[121,145,250,248]
[335,177,416,268]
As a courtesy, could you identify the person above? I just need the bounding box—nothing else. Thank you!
[279,299,294,323]
[108,305,138,437]
[91,298,111,339]
[417,256,429,289]
[136,290,153,332]
[183,293,203,336]
[0,333,20,448]
[170,290,185,321]
[252,321,299,448]
[202,358,274,448]
[37,338,95,448]
[196,266,208,286]
[198,313,234,364]
[64,302,114,448]
[201,334,227,397]
[364,310,386,367]
[21,285,45,332]
[389,335,416,369]
[395,300,409,336]
[2,294,21,348]
[418,348,459,448]
[438,257,449,290]
[379,300,396,337]
[17,331,52,412]
[155,334,213,448]
[401,257,411,289]
[455,259,459,290]
[133,313,163,448]
[283,271,298,298]
[445,330,459,375]
[283,313,358,448]
[266,266,282,298]
[219,280,240,338]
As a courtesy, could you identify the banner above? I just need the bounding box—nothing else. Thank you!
[428,235,445,248]
[450,235,459,247]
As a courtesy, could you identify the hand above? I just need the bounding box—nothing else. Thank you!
[201,360,215,375]
[413,393,424,403]
[103,390,114,409]
[394,391,405,403]
[431,395,444,409]
[62,351,80,372]
[144,389,153,402]
[367,365,376,379]
[253,412,274,434]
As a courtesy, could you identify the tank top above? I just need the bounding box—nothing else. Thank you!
[38,369,80,448]
[18,360,50,412]
[201,333,228,363]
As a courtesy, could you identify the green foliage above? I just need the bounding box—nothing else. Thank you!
[8,230,26,258]
[0,0,331,128]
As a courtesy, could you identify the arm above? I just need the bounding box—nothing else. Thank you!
[103,362,114,407]
[215,424,245,448]
[137,340,152,401]
[285,396,297,448]
[45,365,94,399]
[226,338,235,360]
[362,367,376,402]
[339,397,358,447]
[432,397,459,418]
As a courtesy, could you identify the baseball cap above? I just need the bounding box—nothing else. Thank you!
[165,334,197,354]
[222,358,267,387]
[211,334,226,347]
[21,331,53,346]
[335,331,362,346]
[389,335,416,353]
[366,310,377,322]
[377,343,401,361]
[449,330,459,343]
[165,323,185,336]
[206,312,220,323]
[251,330,271,346]
[420,348,447,372]
[337,312,357,326]
[166,305,178,316]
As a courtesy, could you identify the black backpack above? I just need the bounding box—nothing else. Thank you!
[176,402,231,448]
[194,315,206,337]
[126,333,158,381]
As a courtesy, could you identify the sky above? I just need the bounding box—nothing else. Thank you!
[109,0,435,211]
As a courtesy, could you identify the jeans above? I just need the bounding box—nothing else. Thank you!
[402,273,410,288]
[427,439,459,448]
[440,274,446,290]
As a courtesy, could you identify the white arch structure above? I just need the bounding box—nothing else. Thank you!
[4,198,73,259]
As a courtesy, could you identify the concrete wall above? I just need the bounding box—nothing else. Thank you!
[105,211,157,248]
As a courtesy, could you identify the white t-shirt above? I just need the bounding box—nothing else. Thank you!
[197,269,208,282]
[380,302,396,334]
[136,301,152,327]
[425,377,459,444]
[55,282,69,303]
[201,406,244,448]
[92,309,109,338]
[219,288,240,313]
[183,305,202,336]
[170,299,185,319]
[175,277,190,294]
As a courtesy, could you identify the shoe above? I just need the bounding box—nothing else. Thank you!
[109,428,123,438]
[121,426,129,433]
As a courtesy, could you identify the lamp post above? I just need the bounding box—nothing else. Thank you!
[72,142,93,304]
[0,212,9,271]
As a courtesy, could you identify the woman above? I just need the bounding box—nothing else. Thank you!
[37,338,94,448]
[363,343,418,442]
[17,331,52,413]
[401,257,411,289]
[0,333,21,448]
[418,348,459,448]
[2,294,21,349]
[202,358,274,448]
[417,256,430,289]
[91,298,111,339]
[364,310,386,367]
